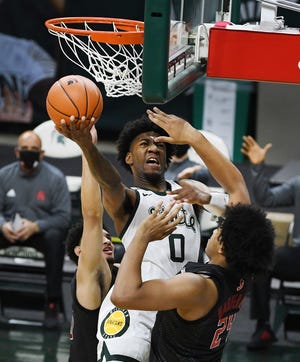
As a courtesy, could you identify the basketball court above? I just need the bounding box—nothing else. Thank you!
[0,287,300,361]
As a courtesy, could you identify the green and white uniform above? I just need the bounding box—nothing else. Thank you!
[97,181,202,362]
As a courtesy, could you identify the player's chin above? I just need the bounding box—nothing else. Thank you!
[144,171,164,183]
[104,254,114,263]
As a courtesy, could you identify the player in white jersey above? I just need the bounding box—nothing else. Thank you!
[98,181,201,361]
[122,183,201,279]
[56,111,243,361]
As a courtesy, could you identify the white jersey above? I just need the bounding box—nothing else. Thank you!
[97,181,202,361]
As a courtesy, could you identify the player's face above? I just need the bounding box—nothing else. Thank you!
[126,132,167,179]
[205,228,222,259]
[102,230,114,263]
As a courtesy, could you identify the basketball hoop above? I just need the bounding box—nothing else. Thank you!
[45,17,144,97]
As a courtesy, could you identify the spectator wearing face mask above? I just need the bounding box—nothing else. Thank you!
[165,144,210,184]
[0,130,71,329]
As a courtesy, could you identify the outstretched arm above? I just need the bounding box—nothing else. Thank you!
[76,126,111,310]
[111,202,182,308]
[56,117,135,234]
[166,179,227,217]
[147,108,250,206]
[111,201,217,316]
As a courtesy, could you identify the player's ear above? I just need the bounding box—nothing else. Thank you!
[125,152,133,166]
[218,241,225,255]
[74,245,81,257]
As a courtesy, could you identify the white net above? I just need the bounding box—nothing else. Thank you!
[48,21,143,97]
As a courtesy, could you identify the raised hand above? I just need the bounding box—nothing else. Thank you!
[167,179,211,205]
[146,107,194,145]
[241,135,272,165]
[55,116,96,148]
[138,201,183,243]
[177,165,202,180]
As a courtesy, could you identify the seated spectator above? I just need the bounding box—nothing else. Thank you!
[241,135,300,350]
[0,130,71,328]
[165,143,210,183]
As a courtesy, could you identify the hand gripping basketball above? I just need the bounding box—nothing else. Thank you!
[46,75,103,128]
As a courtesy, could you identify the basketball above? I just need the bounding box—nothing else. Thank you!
[46,75,103,127]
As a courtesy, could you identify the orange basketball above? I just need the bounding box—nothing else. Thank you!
[46,75,103,127]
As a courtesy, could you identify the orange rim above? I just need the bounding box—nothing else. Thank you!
[45,17,144,45]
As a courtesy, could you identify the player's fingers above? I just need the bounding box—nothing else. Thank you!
[78,116,87,129]
[152,107,167,117]
[242,135,252,145]
[153,201,163,215]
[153,136,175,144]
[264,143,272,152]
[147,108,167,124]
[164,214,183,232]
[57,118,67,132]
[166,203,182,221]
[161,226,177,238]
[169,206,183,224]
[69,116,78,130]
[89,118,97,129]
[166,189,179,196]
[157,201,175,220]
[159,204,182,226]
[241,140,249,148]
[169,187,186,198]
[246,135,256,145]
[167,193,182,202]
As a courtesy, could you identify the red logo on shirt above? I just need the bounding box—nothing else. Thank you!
[36,190,46,201]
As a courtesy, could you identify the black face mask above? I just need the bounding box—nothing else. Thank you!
[19,150,40,169]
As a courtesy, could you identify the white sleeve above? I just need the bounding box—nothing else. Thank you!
[203,192,229,217]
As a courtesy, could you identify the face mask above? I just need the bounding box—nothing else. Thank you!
[19,150,40,169]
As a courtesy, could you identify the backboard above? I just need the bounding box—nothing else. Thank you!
[142,0,225,104]
[45,1,238,103]
[207,0,300,84]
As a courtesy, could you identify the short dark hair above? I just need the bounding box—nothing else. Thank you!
[117,114,175,172]
[65,221,111,265]
[65,221,83,265]
[219,203,275,277]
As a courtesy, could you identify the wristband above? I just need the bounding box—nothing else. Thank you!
[203,192,229,217]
